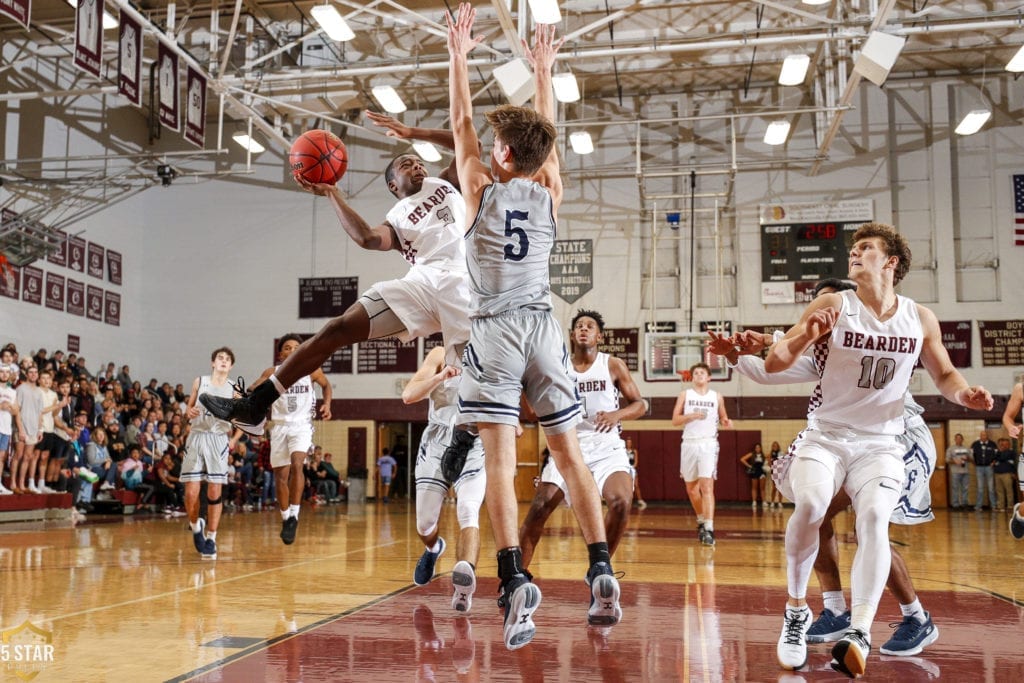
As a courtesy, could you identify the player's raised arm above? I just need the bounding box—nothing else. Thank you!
[764,294,841,373]
[402,346,459,405]
[295,176,398,252]
[364,111,467,192]
[522,23,564,210]
[446,3,491,226]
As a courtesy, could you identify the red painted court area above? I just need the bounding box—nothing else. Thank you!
[182,579,1024,682]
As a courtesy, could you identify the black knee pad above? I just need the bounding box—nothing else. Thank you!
[206,495,223,506]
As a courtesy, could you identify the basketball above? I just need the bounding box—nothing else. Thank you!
[289,129,348,185]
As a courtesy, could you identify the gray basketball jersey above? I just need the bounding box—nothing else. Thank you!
[465,178,555,317]
[192,375,233,435]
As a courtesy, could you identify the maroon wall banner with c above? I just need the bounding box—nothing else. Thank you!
[67,279,85,316]
[87,242,105,279]
[0,0,31,28]
[67,335,81,354]
[118,11,142,106]
[22,265,43,305]
[86,285,103,321]
[104,291,121,326]
[184,65,207,148]
[598,327,640,372]
[0,264,20,300]
[939,321,972,368]
[68,235,86,272]
[45,272,65,312]
[978,320,1024,367]
[107,250,122,285]
[73,0,103,78]
[157,42,179,131]
[47,229,68,267]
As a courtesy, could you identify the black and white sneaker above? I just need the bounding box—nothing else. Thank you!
[199,376,268,435]
[585,562,622,626]
[701,528,716,547]
[501,574,541,650]
[831,628,872,678]
[280,516,298,545]
[451,560,476,613]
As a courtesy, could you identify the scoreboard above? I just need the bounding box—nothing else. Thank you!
[760,221,859,282]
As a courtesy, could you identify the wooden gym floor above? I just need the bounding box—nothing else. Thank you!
[0,501,1021,681]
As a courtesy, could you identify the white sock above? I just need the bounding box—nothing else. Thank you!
[269,374,286,394]
[428,539,442,553]
[281,509,290,521]
[289,504,300,519]
[823,591,847,616]
[207,530,217,542]
[1016,505,1024,521]
[696,515,706,526]
[190,520,202,532]
[900,599,926,624]
[703,519,714,531]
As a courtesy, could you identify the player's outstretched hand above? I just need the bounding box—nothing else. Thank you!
[806,307,839,341]
[445,3,480,58]
[439,365,462,381]
[705,330,734,357]
[365,110,412,139]
[522,23,564,72]
[958,386,994,411]
[294,174,338,196]
[592,411,618,433]
[733,330,769,355]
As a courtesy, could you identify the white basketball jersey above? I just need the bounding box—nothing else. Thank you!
[192,375,233,434]
[682,388,719,439]
[465,178,555,317]
[427,377,460,430]
[271,370,315,425]
[575,353,620,436]
[808,290,922,435]
[385,177,467,271]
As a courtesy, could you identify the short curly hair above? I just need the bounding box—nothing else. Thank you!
[851,223,912,285]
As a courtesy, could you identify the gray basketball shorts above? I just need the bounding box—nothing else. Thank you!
[181,431,230,485]
[457,309,580,435]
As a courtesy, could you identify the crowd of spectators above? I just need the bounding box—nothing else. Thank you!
[0,342,345,517]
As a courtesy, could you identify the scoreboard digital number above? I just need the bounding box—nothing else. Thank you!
[761,222,859,283]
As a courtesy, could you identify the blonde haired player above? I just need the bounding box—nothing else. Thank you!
[251,334,332,545]
[672,362,732,546]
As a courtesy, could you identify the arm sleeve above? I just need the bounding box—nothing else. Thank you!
[731,354,818,385]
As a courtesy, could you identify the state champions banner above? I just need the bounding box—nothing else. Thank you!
[157,42,180,131]
[118,11,142,106]
[184,65,207,148]
[73,0,103,78]
[0,0,30,30]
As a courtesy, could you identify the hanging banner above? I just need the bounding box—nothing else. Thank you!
[73,0,103,78]
[47,229,68,267]
[598,328,640,372]
[118,11,142,106]
[22,265,43,305]
[67,279,85,316]
[45,272,65,312]
[0,264,20,300]
[0,0,31,28]
[104,291,121,326]
[86,285,103,321]
[979,320,1024,367]
[68,235,86,272]
[157,42,180,131]
[184,65,207,148]
[548,239,593,304]
[106,250,122,285]
[87,242,105,279]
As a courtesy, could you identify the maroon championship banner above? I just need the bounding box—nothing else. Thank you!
[978,320,1024,367]
[357,338,419,374]
[87,242,104,279]
[68,235,86,272]
[67,279,85,316]
[157,42,180,131]
[272,335,351,374]
[22,265,43,305]
[0,264,20,300]
[0,0,31,28]
[106,249,122,285]
[940,321,972,368]
[118,12,142,106]
[73,0,103,78]
[47,229,68,267]
[184,65,207,148]
[104,291,121,326]
[45,272,65,312]
[67,334,80,353]
[423,332,444,357]
[598,328,640,372]
[86,285,103,321]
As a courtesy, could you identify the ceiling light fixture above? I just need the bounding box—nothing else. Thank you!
[569,131,594,155]
[527,0,561,25]
[65,0,118,29]
[231,132,265,154]
[779,54,810,86]
[412,141,442,163]
[310,4,355,42]
[371,85,407,114]
[763,120,791,146]
[552,72,580,103]
[954,109,991,136]
[1006,45,1024,72]
[801,0,830,6]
